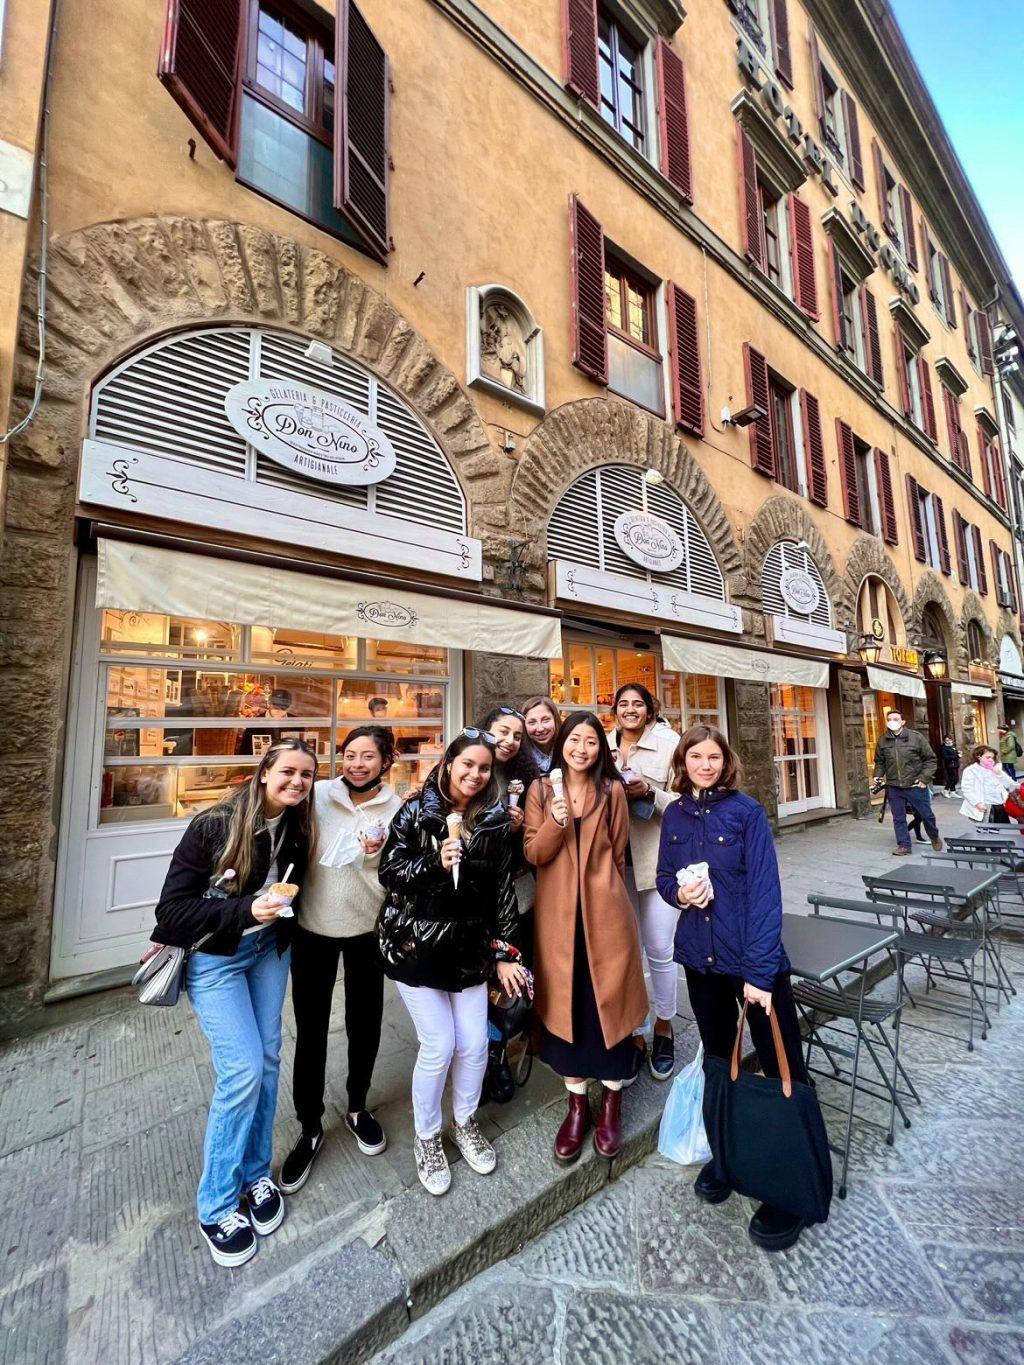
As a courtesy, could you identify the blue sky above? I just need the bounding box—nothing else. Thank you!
[891,0,1024,296]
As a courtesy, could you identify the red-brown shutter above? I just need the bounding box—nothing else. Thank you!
[569,196,608,384]
[1012,559,1022,619]
[656,39,693,203]
[158,0,243,165]
[860,287,884,388]
[921,219,938,303]
[897,184,917,269]
[562,0,599,105]
[933,494,951,574]
[770,0,793,87]
[974,524,988,595]
[977,310,996,376]
[667,283,703,435]
[842,90,864,190]
[991,540,1005,605]
[743,344,775,477]
[874,447,898,545]
[953,509,969,585]
[906,473,926,561]
[788,194,818,319]
[961,291,976,359]
[737,127,764,270]
[939,255,957,327]
[992,436,1007,509]
[978,425,992,499]
[808,28,825,135]
[943,386,960,468]
[336,1,392,260]
[873,140,896,237]
[827,238,847,352]
[836,419,860,526]
[894,326,912,417]
[800,390,827,507]
[918,356,938,441]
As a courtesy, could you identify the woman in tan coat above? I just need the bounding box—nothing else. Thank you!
[524,711,648,1164]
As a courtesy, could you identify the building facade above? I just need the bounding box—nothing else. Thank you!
[0,0,1021,999]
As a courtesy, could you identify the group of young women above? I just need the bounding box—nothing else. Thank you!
[154,688,810,1267]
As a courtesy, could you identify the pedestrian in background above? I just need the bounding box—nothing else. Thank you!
[938,734,961,796]
[999,723,1022,779]
[960,744,1020,823]
[871,710,943,856]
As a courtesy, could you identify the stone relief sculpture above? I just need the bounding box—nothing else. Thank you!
[467,285,545,415]
[480,300,528,394]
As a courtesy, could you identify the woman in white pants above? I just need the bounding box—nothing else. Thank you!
[611,684,680,1081]
[377,730,525,1195]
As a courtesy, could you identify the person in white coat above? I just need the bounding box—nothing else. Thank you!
[610,684,680,1081]
[960,744,1020,823]
[279,726,402,1194]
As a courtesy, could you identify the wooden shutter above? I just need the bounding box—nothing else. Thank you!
[743,344,775,477]
[569,196,608,384]
[656,39,693,202]
[918,355,938,441]
[827,238,847,352]
[874,447,898,545]
[667,283,703,435]
[978,425,992,499]
[974,524,988,594]
[961,292,976,360]
[800,390,827,507]
[860,287,884,388]
[562,0,599,105]
[939,255,957,327]
[1012,560,1022,620]
[894,326,912,417]
[336,1,391,260]
[991,436,1007,509]
[770,0,793,87]
[991,541,1006,605]
[943,386,960,468]
[842,91,864,190]
[898,185,918,269]
[906,473,926,561]
[953,509,969,585]
[933,494,951,575]
[158,0,243,165]
[977,310,995,376]
[788,194,818,319]
[808,28,825,135]
[836,419,860,526]
[737,127,764,270]
[921,219,938,303]
[873,140,896,237]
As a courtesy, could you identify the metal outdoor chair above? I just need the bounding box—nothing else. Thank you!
[941,838,1024,934]
[925,849,1020,1000]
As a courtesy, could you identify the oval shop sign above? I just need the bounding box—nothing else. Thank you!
[779,567,821,617]
[613,510,685,574]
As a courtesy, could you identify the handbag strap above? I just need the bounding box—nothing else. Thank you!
[729,1001,793,1098]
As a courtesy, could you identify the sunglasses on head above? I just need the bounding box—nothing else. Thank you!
[460,727,497,745]
[495,705,526,721]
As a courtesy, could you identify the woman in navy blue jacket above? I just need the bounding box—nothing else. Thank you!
[656,724,809,1252]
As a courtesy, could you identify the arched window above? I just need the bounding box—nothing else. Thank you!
[760,541,832,627]
[1000,634,1023,675]
[89,327,466,534]
[920,604,951,655]
[856,575,906,646]
[967,620,988,664]
[547,465,725,598]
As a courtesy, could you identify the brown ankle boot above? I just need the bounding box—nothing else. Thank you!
[554,1091,590,1164]
[594,1085,622,1159]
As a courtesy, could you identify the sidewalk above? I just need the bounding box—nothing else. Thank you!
[0,801,1002,1362]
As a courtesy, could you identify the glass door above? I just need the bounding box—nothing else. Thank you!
[772,683,831,815]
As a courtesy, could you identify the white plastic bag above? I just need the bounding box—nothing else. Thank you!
[657,1043,711,1166]
[319,826,364,869]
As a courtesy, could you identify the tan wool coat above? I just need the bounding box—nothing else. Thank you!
[524,776,648,1050]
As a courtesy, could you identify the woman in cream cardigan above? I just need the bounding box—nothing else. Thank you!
[609,684,680,1081]
[960,743,1020,823]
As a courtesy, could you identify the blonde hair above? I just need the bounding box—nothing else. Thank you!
[211,740,318,888]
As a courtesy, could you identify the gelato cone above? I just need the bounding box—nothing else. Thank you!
[446,812,464,888]
[269,880,299,918]
[507,779,525,809]
[549,768,563,800]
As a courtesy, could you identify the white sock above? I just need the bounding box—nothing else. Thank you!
[565,1080,588,1095]
[602,1080,624,1092]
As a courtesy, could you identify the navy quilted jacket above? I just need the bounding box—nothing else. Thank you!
[656,788,789,991]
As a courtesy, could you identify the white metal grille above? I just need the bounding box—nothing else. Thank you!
[89,327,466,532]
[761,541,832,626]
[547,465,726,600]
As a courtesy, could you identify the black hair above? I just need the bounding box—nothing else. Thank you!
[612,682,660,736]
[268,688,293,710]
[339,724,396,770]
[478,706,541,788]
[552,710,621,791]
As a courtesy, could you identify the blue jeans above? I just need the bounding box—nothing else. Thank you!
[186,927,290,1224]
[888,785,939,851]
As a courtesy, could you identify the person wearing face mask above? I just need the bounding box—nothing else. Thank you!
[938,735,961,796]
[959,744,1020,823]
[871,710,943,856]
[279,726,402,1196]
[522,696,561,774]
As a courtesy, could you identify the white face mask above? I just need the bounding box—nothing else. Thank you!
[886,719,904,732]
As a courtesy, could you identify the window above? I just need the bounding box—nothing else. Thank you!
[744,348,826,503]
[732,0,793,87]
[837,418,891,537]
[604,253,664,414]
[954,511,987,594]
[769,374,801,493]
[922,222,957,328]
[902,338,923,427]
[907,474,950,574]
[942,384,971,476]
[759,178,785,290]
[549,640,723,735]
[598,8,646,152]
[839,270,860,364]
[894,323,937,439]
[978,425,1007,509]
[819,65,842,160]
[918,488,943,571]
[853,435,877,536]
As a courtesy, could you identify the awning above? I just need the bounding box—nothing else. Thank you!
[951,681,995,699]
[661,636,828,688]
[999,672,1024,699]
[95,539,562,660]
[866,665,926,700]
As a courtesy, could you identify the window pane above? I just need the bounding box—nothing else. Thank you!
[363,638,449,676]
[608,334,663,413]
[569,645,593,706]
[625,282,648,343]
[549,655,566,707]
[100,611,241,660]
[323,59,335,134]
[595,648,616,710]
[255,5,307,111]
[616,651,658,697]
[605,269,624,331]
[250,626,356,670]
[336,678,444,723]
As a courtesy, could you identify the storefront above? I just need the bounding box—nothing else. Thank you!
[998,634,1024,732]
[854,575,925,783]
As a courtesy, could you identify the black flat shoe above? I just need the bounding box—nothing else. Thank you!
[748,1202,805,1251]
[649,1030,674,1081]
[694,1159,731,1205]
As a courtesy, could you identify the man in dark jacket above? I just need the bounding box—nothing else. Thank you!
[872,710,943,855]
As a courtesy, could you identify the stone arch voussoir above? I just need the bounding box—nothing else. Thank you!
[910,572,959,655]
[742,495,841,615]
[959,591,994,672]
[837,538,913,640]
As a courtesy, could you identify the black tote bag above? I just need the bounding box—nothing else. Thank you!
[702,1003,833,1224]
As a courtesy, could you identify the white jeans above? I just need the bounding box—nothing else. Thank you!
[626,870,679,1023]
[396,981,489,1138]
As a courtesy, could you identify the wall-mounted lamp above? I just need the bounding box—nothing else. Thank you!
[644,468,664,485]
[721,403,767,429]
[857,633,882,665]
[924,651,947,681]
[303,339,333,366]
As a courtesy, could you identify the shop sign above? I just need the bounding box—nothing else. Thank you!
[969,664,997,687]
[613,511,685,573]
[734,38,839,197]
[890,645,920,668]
[779,567,820,617]
[356,600,418,630]
[225,380,397,486]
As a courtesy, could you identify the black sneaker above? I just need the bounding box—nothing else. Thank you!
[279,1131,324,1194]
[694,1159,732,1205]
[245,1176,285,1235]
[649,1030,674,1081]
[345,1110,387,1156]
[748,1202,804,1251]
[200,1208,257,1267]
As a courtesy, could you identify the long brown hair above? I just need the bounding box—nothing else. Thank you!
[670,724,743,794]
[436,731,500,835]
[210,739,319,888]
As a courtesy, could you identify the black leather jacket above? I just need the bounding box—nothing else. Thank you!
[376,777,518,990]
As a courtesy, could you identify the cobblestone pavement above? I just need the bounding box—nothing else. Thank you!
[2,800,1019,1362]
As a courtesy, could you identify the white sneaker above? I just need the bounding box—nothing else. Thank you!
[449,1116,496,1175]
[414,1134,451,1196]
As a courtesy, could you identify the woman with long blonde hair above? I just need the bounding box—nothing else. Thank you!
[153,739,318,1267]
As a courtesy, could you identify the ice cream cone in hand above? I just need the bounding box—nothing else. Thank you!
[446,812,463,888]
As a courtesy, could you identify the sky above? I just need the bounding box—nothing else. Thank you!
[890,0,1024,296]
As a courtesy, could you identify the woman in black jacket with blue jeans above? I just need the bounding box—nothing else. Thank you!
[153,739,317,1267]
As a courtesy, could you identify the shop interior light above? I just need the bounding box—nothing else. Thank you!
[193,629,208,643]
[924,651,947,680]
[857,633,882,665]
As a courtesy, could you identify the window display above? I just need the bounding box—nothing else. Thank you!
[550,640,723,735]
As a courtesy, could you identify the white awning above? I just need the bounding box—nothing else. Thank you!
[866,665,926,700]
[661,635,828,688]
[96,539,563,659]
[951,681,995,699]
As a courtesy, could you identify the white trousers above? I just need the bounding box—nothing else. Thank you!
[396,981,489,1138]
[626,870,679,1022]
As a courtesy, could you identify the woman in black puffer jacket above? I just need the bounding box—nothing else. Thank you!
[377,729,524,1197]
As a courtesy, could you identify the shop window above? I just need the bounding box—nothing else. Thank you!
[597,8,647,153]
[604,253,664,415]
[550,640,723,735]
[771,684,824,814]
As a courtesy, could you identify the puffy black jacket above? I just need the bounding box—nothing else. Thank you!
[872,727,937,787]
[152,805,308,957]
[376,777,518,991]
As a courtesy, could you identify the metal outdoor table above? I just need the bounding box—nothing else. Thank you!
[864,865,1002,901]
[782,912,899,1198]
